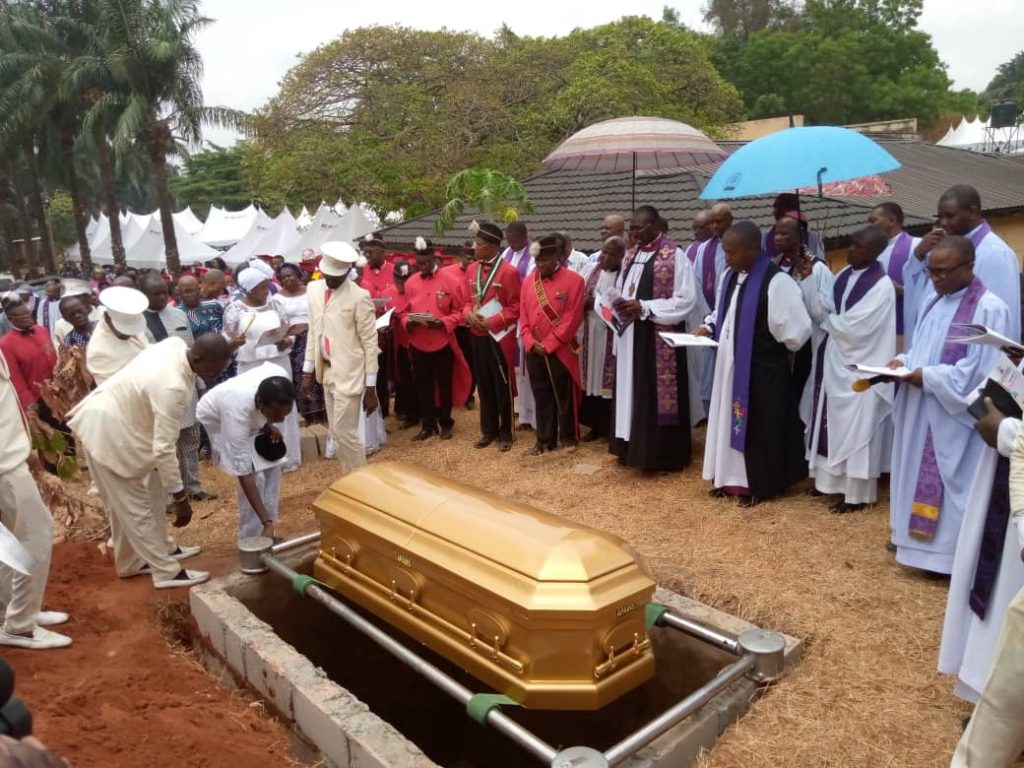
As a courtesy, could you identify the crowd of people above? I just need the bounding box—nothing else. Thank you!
[0,181,1023,764]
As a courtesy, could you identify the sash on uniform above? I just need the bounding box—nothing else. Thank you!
[811,262,886,458]
[909,277,986,541]
[650,236,683,426]
[888,232,913,335]
[715,255,771,451]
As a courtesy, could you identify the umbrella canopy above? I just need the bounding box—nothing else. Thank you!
[542,116,727,173]
[797,174,893,198]
[699,126,900,200]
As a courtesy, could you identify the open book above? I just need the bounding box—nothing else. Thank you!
[658,332,718,349]
[947,323,1024,353]
[375,308,394,331]
[478,298,512,342]
[845,364,913,378]
[968,353,1024,419]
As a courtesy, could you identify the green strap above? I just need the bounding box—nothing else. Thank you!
[646,602,669,631]
[292,574,326,596]
[467,693,519,725]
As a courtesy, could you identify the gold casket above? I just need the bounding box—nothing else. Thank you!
[312,462,656,710]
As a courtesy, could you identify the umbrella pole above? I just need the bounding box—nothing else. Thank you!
[631,151,637,211]
[793,188,807,251]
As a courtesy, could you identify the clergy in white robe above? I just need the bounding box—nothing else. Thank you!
[502,222,537,428]
[868,202,920,342]
[890,236,1011,574]
[703,221,812,504]
[692,204,733,416]
[802,227,896,509]
[609,206,698,471]
[904,185,1020,347]
[771,215,834,429]
[578,238,624,439]
[939,402,1024,702]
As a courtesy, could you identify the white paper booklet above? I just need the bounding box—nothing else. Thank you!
[658,332,719,348]
[375,308,394,331]
[947,323,1024,353]
[845,364,913,378]
[988,353,1024,412]
[478,298,512,342]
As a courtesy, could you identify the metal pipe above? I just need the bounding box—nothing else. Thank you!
[261,554,559,764]
[602,654,755,766]
[271,531,321,556]
[657,610,742,656]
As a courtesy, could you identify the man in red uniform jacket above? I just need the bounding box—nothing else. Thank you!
[442,242,476,410]
[520,234,585,454]
[0,302,57,409]
[401,247,469,441]
[463,222,521,452]
[359,231,395,418]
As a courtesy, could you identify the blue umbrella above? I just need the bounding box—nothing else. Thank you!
[699,126,901,200]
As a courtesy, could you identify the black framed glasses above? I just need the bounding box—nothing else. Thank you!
[926,260,973,279]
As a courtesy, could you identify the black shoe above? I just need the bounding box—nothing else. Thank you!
[191,491,218,502]
[412,429,436,442]
[831,502,867,514]
[497,439,513,452]
[400,418,419,430]
[528,443,545,456]
[465,396,476,411]
[885,541,897,553]
[709,488,727,499]
[737,495,761,508]
[807,488,825,498]
[561,440,579,449]
[517,423,534,431]
[475,435,495,449]
[439,426,453,440]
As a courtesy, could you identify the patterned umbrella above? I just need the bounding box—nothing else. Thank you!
[542,116,727,207]
[797,174,893,198]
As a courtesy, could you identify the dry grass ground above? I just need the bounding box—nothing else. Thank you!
[58,408,971,767]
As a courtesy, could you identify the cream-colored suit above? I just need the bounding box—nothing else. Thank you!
[303,278,378,474]
[69,338,196,583]
[86,317,148,385]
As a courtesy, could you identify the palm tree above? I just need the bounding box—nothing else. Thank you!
[84,0,245,274]
[434,168,534,235]
[0,2,97,272]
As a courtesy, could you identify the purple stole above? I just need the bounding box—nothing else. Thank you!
[700,237,719,309]
[714,256,771,451]
[582,267,616,397]
[887,233,913,335]
[684,240,702,264]
[909,277,987,541]
[969,220,993,249]
[812,262,886,457]
[648,235,683,426]
[503,245,532,285]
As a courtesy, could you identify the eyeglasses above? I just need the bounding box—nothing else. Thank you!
[926,260,973,279]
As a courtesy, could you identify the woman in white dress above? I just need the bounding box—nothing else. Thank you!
[223,268,301,470]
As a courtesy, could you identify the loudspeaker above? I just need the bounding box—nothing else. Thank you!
[990,103,1019,129]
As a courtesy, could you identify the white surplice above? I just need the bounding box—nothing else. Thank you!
[580,264,618,398]
[940,415,1024,701]
[503,245,536,426]
[791,260,834,429]
[890,286,1010,573]
[803,266,896,503]
[692,238,727,410]
[702,270,812,489]
[612,245,698,442]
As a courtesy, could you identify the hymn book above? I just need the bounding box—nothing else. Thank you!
[947,323,1024,354]
[658,332,719,348]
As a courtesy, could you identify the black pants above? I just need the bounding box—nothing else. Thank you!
[526,351,576,449]
[454,326,475,399]
[393,345,419,422]
[411,346,453,432]
[470,334,512,440]
[579,395,611,436]
[377,335,392,418]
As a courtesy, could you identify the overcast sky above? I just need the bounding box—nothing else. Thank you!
[194,0,1019,147]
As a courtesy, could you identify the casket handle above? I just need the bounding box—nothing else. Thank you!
[594,625,651,679]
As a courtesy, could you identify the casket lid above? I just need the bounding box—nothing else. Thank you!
[318,462,641,583]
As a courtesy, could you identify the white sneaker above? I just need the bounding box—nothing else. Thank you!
[0,626,72,650]
[36,611,69,627]
[170,544,202,561]
[154,569,209,589]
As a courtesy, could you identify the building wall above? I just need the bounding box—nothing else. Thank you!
[724,115,804,141]
[990,213,1024,267]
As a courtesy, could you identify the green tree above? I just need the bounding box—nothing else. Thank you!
[170,143,248,218]
[701,0,797,40]
[985,51,1024,106]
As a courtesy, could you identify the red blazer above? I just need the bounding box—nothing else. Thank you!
[400,268,466,352]
[519,266,585,387]
[359,262,396,313]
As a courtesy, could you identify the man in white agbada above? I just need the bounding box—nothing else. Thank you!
[701,221,812,505]
[889,236,1010,574]
[0,350,70,650]
[501,220,536,429]
[904,184,1020,347]
[938,352,1024,704]
[197,363,295,540]
[801,226,896,512]
[69,335,232,589]
[85,286,149,384]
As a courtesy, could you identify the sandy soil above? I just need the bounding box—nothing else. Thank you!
[30,406,978,767]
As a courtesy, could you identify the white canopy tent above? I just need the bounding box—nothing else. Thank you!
[936,115,1023,154]
[198,203,259,248]
[282,202,376,262]
[296,206,312,231]
[125,218,219,269]
[90,214,150,264]
[222,207,300,265]
[172,206,205,235]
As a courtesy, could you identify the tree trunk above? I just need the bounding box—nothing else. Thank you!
[61,126,92,273]
[97,139,126,270]
[11,172,35,279]
[148,137,180,275]
[21,140,56,273]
